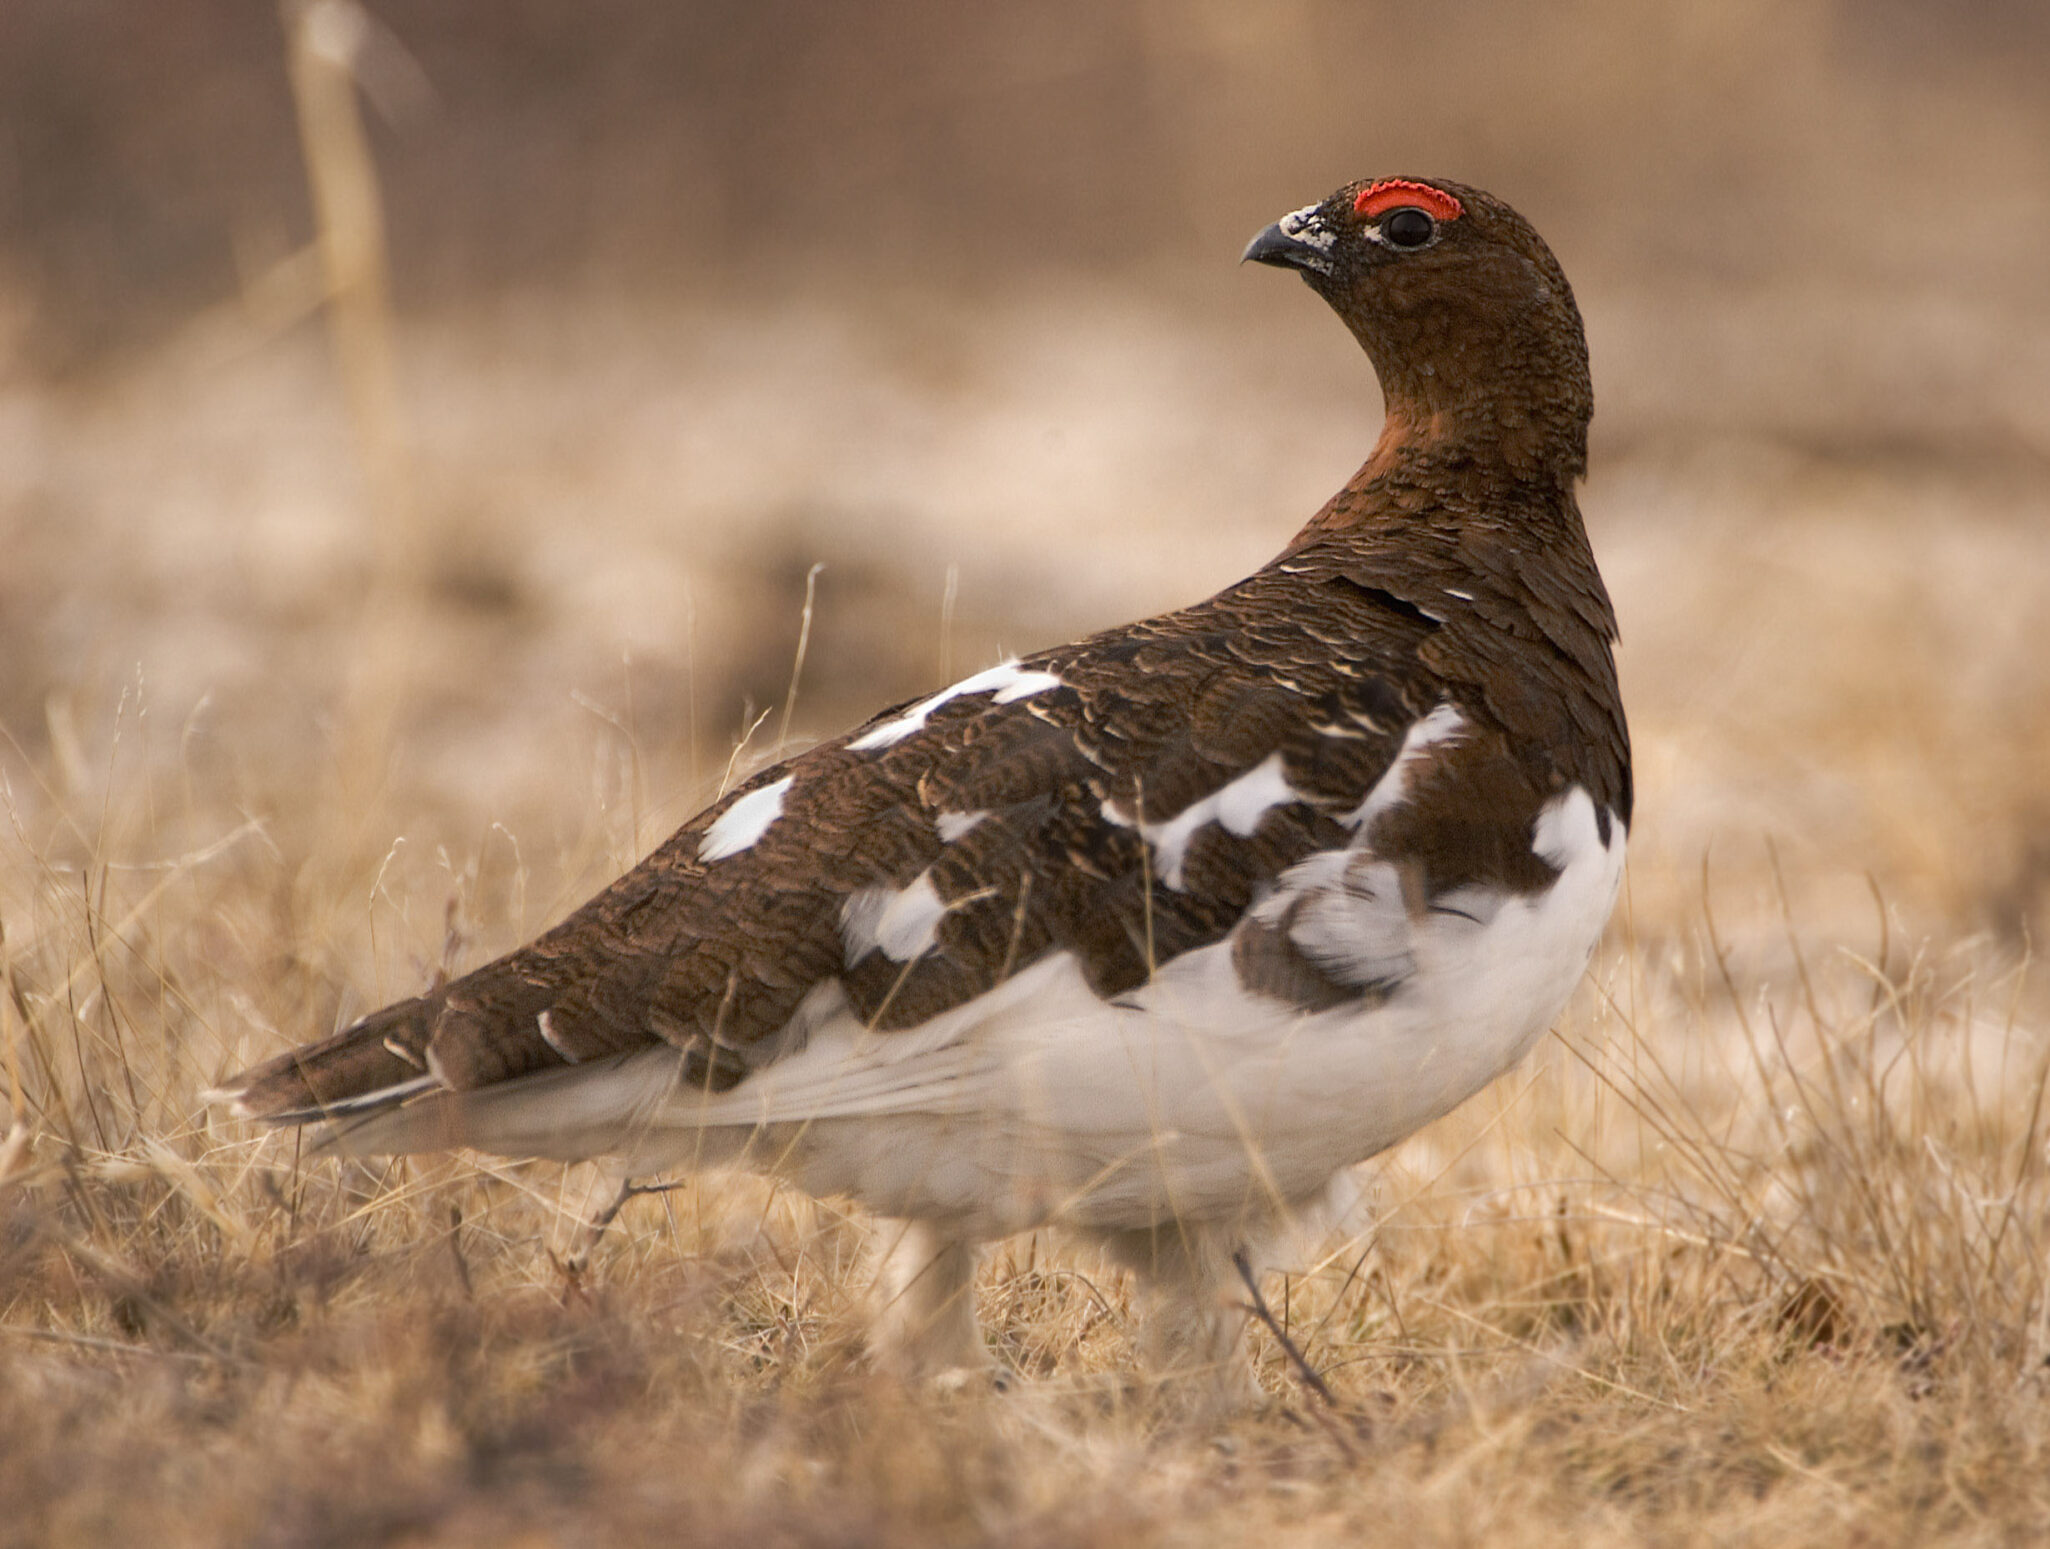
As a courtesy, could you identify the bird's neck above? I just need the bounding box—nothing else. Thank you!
[1367,390,1586,483]
[1338,283,1594,495]
[1278,392,1593,562]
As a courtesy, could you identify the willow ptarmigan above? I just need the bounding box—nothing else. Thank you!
[216,176,1630,1402]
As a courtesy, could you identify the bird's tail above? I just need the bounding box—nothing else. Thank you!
[204,985,694,1164]
[204,996,444,1126]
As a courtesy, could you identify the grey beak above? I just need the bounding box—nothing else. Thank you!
[1242,222,1307,267]
[1242,215,1334,274]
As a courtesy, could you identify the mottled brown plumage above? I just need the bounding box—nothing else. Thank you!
[232,521,1626,1113]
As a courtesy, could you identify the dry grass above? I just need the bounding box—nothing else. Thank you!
[4,297,2049,1545]
[6,7,2050,1540]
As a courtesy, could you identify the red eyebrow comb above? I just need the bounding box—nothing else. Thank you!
[1354,180,1465,222]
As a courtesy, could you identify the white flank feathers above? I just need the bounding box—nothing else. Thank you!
[370,779,1623,1237]
[841,872,948,965]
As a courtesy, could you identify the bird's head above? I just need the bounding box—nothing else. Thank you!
[1245,177,1591,482]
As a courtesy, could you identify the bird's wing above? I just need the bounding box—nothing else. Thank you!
[220,552,1554,1126]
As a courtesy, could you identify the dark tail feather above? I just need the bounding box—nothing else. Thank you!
[209,996,443,1124]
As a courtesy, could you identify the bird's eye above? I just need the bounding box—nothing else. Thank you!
[1382,207,1435,248]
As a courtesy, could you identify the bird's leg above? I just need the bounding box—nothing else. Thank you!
[1101,1221,1262,1415]
[870,1219,987,1382]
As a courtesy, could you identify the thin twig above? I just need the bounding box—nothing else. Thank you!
[2,1325,218,1365]
[1232,1248,1338,1407]
[1234,1249,1360,1463]
[776,562,826,755]
[564,1175,692,1272]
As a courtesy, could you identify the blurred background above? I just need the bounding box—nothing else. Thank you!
[2,0,2048,1012]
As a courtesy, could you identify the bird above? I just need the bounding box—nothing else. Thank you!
[212,176,1631,1408]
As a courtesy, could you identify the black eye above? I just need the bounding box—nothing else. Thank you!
[1382,207,1435,248]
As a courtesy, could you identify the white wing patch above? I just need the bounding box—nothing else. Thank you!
[849,661,1062,751]
[537,1009,581,1064]
[1103,752,1303,890]
[699,775,796,862]
[935,810,987,842]
[1345,704,1465,832]
[842,871,948,965]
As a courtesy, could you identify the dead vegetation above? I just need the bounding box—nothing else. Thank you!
[6,3,2050,1544]
[4,313,2048,1541]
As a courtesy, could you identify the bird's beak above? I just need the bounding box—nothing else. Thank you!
[1241,208,1337,275]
